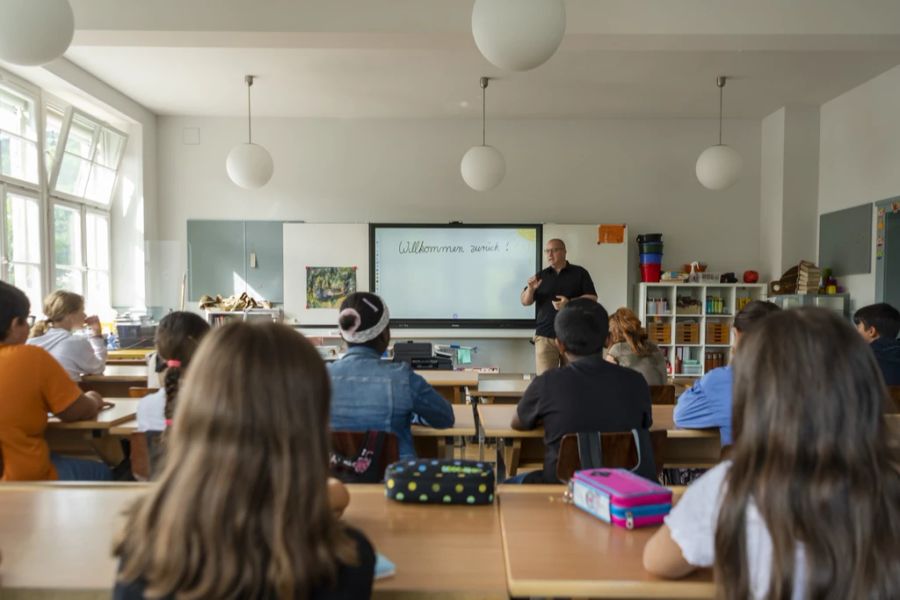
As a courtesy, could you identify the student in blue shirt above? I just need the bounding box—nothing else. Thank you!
[328,292,455,459]
[673,300,780,446]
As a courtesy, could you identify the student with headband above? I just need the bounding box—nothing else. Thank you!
[328,292,455,459]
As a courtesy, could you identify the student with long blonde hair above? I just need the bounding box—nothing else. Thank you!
[114,321,374,599]
[605,307,667,385]
[644,308,900,598]
[27,290,107,380]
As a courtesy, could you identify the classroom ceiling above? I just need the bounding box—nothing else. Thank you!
[34,1,900,119]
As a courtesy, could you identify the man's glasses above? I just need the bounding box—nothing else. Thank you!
[544,248,564,254]
[26,315,36,327]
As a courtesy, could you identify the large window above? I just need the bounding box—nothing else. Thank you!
[0,82,39,186]
[1,188,42,311]
[51,111,126,207]
[0,71,128,318]
[51,201,111,315]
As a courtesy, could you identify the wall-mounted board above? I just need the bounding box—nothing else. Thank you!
[543,224,629,314]
[818,204,872,276]
[283,222,629,328]
[283,223,369,325]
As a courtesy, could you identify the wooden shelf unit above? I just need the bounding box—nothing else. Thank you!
[637,282,767,377]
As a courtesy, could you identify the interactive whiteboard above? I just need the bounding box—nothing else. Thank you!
[371,224,541,327]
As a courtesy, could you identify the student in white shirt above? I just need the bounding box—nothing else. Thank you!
[136,311,210,433]
[643,308,900,599]
[27,290,107,381]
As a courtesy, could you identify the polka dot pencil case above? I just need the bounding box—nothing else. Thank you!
[385,459,495,505]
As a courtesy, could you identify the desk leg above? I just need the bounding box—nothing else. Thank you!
[496,438,506,482]
[506,440,522,477]
[473,402,485,462]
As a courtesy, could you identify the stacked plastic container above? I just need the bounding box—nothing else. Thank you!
[637,233,663,282]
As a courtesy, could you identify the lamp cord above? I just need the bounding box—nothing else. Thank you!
[247,79,253,144]
[718,82,723,146]
[482,82,486,146]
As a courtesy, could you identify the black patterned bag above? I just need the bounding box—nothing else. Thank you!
[385,459,495,505]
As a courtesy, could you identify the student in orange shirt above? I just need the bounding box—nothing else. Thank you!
[0,282,112,481]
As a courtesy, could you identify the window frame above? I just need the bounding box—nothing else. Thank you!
[51,198,114,310]
[47,107,128,210]
[0,74,43,193]
[0,183,44,307]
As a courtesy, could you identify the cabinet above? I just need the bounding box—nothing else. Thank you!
[205,308,283,327]
[636,282,767,378]
[187,220,283,303]
[768,293,850,319]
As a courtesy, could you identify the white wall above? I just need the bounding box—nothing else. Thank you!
[819,64,900,308]
[151,116,761,311]
[760,105,819,282]
[760,108,785,280]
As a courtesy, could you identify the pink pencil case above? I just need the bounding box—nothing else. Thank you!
[569,468,672,529]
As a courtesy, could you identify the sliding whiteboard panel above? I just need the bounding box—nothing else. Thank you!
[543,224,629,313]
[283,223,369,325]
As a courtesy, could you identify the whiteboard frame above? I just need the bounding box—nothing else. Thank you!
[369,223,541,329]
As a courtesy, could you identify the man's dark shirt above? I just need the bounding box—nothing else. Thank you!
[530,262,596,338]
[516,354,652,483]
[871,336,900,387]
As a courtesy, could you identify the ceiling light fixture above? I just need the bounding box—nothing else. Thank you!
[461,77,505,192]
[0,0,74,66]
[696,76,743,191]
[472,0,566,71]
[226,75,274,189]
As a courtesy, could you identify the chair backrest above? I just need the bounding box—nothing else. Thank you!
[129,431,164,481]
[649,384,676,405]
[128,386,159,398]
[330,431,399,483]
[887,386,900,414]
[556,429,667,483]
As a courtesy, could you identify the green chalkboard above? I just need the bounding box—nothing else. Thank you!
[818,204,872,276]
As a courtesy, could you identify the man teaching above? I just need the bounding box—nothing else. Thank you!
[521,238,598,374]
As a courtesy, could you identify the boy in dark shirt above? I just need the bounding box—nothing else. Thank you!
[853,302,900,386]
[511,299,652,483]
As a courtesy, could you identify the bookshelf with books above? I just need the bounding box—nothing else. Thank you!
[636,282,767,378]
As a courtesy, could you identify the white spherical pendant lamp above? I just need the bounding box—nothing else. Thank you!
[696,76,742,191]
[472,0,566,71]
[696,144,743,191]
[226,143,274,190]
[461,77,505,191]
[226,75,273,189]
[0,0,74,66]
[461,145,506,192]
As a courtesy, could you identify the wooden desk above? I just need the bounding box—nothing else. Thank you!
[416,370,479,404]
[411,404,477,459]
[478,404,721,478]
[471,378,530,403]
[46,399,138,465]
[107,404,478,459]
[47,399,139,431]
[499,486,714,598]
[343,485,507,599]
[0,483,506,600]
[80,366,148,397]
